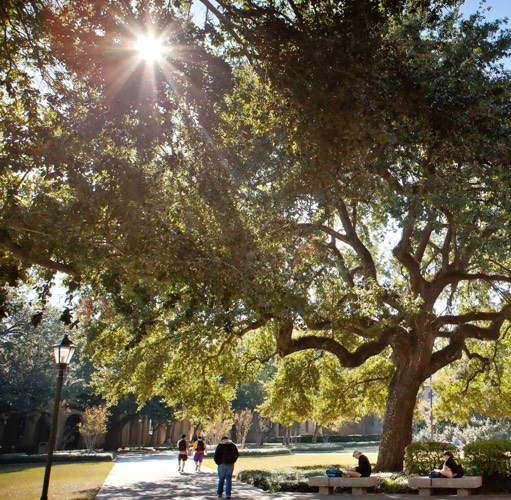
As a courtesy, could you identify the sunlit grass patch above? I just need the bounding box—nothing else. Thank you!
[0,461,114,499]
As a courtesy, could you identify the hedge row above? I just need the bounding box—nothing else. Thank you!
[406,440,511,480]
[238,447,292,457]
[268,434,381,444]
[0,451,116,464]
[238,467,411,494]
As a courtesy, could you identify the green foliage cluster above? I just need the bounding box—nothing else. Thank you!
[414,416,511,444]
[404,442,457,474]
[0,291,93,411]
[239,467,412,493]
[238,467,323,493]
[2,0,511,471]
[463,440,511,477]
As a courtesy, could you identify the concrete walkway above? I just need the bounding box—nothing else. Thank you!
[96,451,510,499]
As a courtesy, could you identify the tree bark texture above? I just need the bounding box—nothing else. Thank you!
[376,367,422,471]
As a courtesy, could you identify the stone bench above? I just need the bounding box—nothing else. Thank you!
[408,476,482,496]
[308,476,378,495]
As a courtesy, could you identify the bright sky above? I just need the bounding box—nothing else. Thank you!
[460,0,511,67]
[460,0,511,20]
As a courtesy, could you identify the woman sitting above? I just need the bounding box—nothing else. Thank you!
[430,451,464,478]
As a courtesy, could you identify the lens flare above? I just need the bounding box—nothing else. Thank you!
[136,35,164,61]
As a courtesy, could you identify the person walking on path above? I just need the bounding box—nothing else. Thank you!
[177,434,189,473]
[193,435,207,472]
[214,435,239,499]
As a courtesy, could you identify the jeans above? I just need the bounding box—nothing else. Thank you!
[217,463,235,497]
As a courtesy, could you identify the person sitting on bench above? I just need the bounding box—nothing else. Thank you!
[343,450,372,477]
[430,450,464,478]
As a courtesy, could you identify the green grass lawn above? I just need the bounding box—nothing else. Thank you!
[0,461,114,499]
[203,452,378,472]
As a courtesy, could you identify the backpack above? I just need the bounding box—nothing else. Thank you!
[178,439,187,452]
[326,468,344,477]
[196,440,205,452]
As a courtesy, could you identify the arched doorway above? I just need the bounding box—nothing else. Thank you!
[1,415,22,453]
[35,416,50,445]
[62,414,81,450]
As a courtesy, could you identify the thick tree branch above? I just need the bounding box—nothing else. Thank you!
[326,238,355,287]
[432,271,511,297]
[440,212,454,272]
[433,309,509,329]
[426,307,511,378]
[0,229,76,275]
[336,200,377,280]
[286,0,303,25]
[392,212,427,296]
[414,222,434,263]
[297,223,350,244]
[196,0,257,69]
[456,226,498,270]
[276,319,409,368]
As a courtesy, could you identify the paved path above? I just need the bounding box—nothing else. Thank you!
[96,451,320,499]
[96,451,510,499]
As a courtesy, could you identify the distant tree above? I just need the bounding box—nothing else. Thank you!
[234,409,253,449]
[81,405,110,451]
[0,291,88,411]
[203,414,234,445]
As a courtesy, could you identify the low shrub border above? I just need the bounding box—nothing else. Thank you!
[238,447,292,457]
[0,451,116,464]
[297,434,381,444]
[238,466,411,494]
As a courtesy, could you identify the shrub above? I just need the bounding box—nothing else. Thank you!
[463,440,511,477]
[413,417,511,444]
[404,442,457,475]
[239,467,415,494]
[299,434,380,443]
[0,451,116,464]
[238,468,316,493]
[81,406,110,451]
[374,474,411,494]
[237,447,292,456]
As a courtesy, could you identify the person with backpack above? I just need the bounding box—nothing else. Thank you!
[177,434,189,473]
[193,435,207,472]
[214,435,239,499]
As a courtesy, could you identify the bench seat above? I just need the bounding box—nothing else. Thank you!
[308,476,378,495]
[408,476,482,496]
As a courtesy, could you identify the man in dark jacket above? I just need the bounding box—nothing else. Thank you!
[214,435,239,498]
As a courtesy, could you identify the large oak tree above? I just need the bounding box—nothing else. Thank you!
[1,0,511,470]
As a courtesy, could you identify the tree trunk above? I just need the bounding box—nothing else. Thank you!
[376,367,423,472]
[312,423,321,444]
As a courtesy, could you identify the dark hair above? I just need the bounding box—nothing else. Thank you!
[198,435,203,439]
[443,451,454,458]
[181,434,186,439]
[221,435,229,440]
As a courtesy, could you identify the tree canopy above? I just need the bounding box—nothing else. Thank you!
[1,0,511,470]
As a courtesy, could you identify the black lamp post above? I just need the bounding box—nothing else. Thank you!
[40,334,76,500]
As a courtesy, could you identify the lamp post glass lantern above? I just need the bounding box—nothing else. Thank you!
[53,334,76,366]
[41,333,76,500]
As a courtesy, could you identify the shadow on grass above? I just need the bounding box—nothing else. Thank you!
[0,463,43,474]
